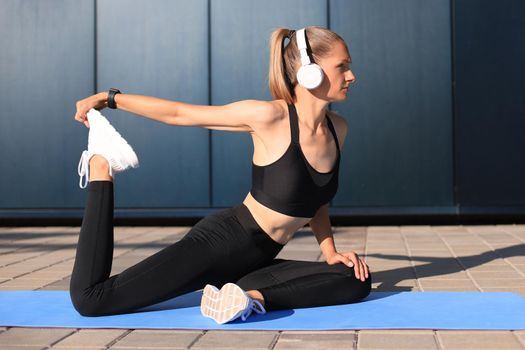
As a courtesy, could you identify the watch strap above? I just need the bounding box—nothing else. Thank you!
[107,88,121,109]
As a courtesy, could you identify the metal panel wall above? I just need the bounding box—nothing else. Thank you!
[3,0,522,221]
[0,0,94,208]
[330,0,454,209]
[96,0,210,208]
[455,0,525,208]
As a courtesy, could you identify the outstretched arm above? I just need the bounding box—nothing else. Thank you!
[74,91,277,133]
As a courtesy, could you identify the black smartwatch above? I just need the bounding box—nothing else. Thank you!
[107,88,121,109]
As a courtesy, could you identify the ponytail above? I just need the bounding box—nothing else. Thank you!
[268,28,296,104]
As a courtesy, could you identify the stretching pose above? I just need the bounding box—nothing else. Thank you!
[70,26,371,324]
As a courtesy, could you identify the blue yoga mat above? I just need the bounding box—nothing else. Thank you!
[0,291,524,330]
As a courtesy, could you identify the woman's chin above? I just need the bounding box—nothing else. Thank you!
[337,93,348,101]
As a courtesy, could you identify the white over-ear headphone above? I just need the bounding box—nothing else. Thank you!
[296,28,324,89]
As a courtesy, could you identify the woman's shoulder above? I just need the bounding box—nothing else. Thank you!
[253,99,288,128]
[244,99,286,122]
[268,99,288,119]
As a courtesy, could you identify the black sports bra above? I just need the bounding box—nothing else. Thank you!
[250,103,340,218]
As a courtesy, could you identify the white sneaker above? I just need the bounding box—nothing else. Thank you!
[200,282,266,324]
[77,108,139,188]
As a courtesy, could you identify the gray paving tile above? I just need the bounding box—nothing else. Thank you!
[515,265,525,273]
[363,259,412,268]
[468,271,524,279]
[408,251,455,258]
[465,225,506,234]
[506,256,525,264]
[418,279,478,289]
[422,287,481,292]
[366,243,406,250]
[480,287,525,296]
[408,246,451,252]
[432,226,469,232]
[111,330,201,349]
[53,329,127,348]
[514,330,525,344]
[437,330,523,349]
[191,330,277,350]
[0,279,56,290]
[475,279,525,288]
[17,269,70,280]
[0,327,74,347]
[357,330,438,349]
[372,279,418,289]
[51,347,104,350]
[275,332,356,349]
[276,250,320,261]
[448,243,491,248]
[38,277,70,290]
[0,265,40,279]
[467,264,517,272]
[417,271,470,280]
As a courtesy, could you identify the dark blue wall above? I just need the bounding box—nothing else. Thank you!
[0,0,523,222]
[454,0,525,210]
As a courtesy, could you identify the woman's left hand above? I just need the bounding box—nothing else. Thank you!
[326,251,369,281]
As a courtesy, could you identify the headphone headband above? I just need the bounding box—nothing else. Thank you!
[296,28,311,66]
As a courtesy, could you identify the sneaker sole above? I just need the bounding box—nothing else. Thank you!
[200,283,249,324]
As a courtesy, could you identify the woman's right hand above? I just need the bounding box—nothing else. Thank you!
[74,92,108,128]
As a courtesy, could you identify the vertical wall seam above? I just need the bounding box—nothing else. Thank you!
[327,0,334,209]
[327,0,331,29]
[208,0,213,207]
[450,0,459,216]
[94,0,97,93]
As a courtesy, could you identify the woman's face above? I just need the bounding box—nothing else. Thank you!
[316,41,355,101]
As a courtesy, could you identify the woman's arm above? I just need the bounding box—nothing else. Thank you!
[75,92,277,133]
[309,203,369,281]
[309,204,337,258]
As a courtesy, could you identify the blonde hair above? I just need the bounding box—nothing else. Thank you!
[268,26,349,104]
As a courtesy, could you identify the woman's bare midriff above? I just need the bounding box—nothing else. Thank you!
[242,191,312,245]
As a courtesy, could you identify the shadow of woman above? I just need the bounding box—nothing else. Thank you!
[366,243,525,291]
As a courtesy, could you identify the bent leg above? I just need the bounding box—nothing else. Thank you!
[69,184,274,316]
[69,180,115,314]
[236,258,372,311]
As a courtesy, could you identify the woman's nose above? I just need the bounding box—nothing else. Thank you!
[346,70,356,84]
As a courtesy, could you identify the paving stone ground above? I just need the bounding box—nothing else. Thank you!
[1,224,524,349]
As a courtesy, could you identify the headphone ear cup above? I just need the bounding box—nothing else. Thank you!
[297,63,324,89]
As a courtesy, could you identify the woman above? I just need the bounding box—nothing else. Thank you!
[71,26,371,324]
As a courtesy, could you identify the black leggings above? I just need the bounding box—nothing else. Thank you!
[69,181,371,316]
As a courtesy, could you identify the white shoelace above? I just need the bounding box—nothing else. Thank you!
[77,150,89,189]
[240,298,266,321]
